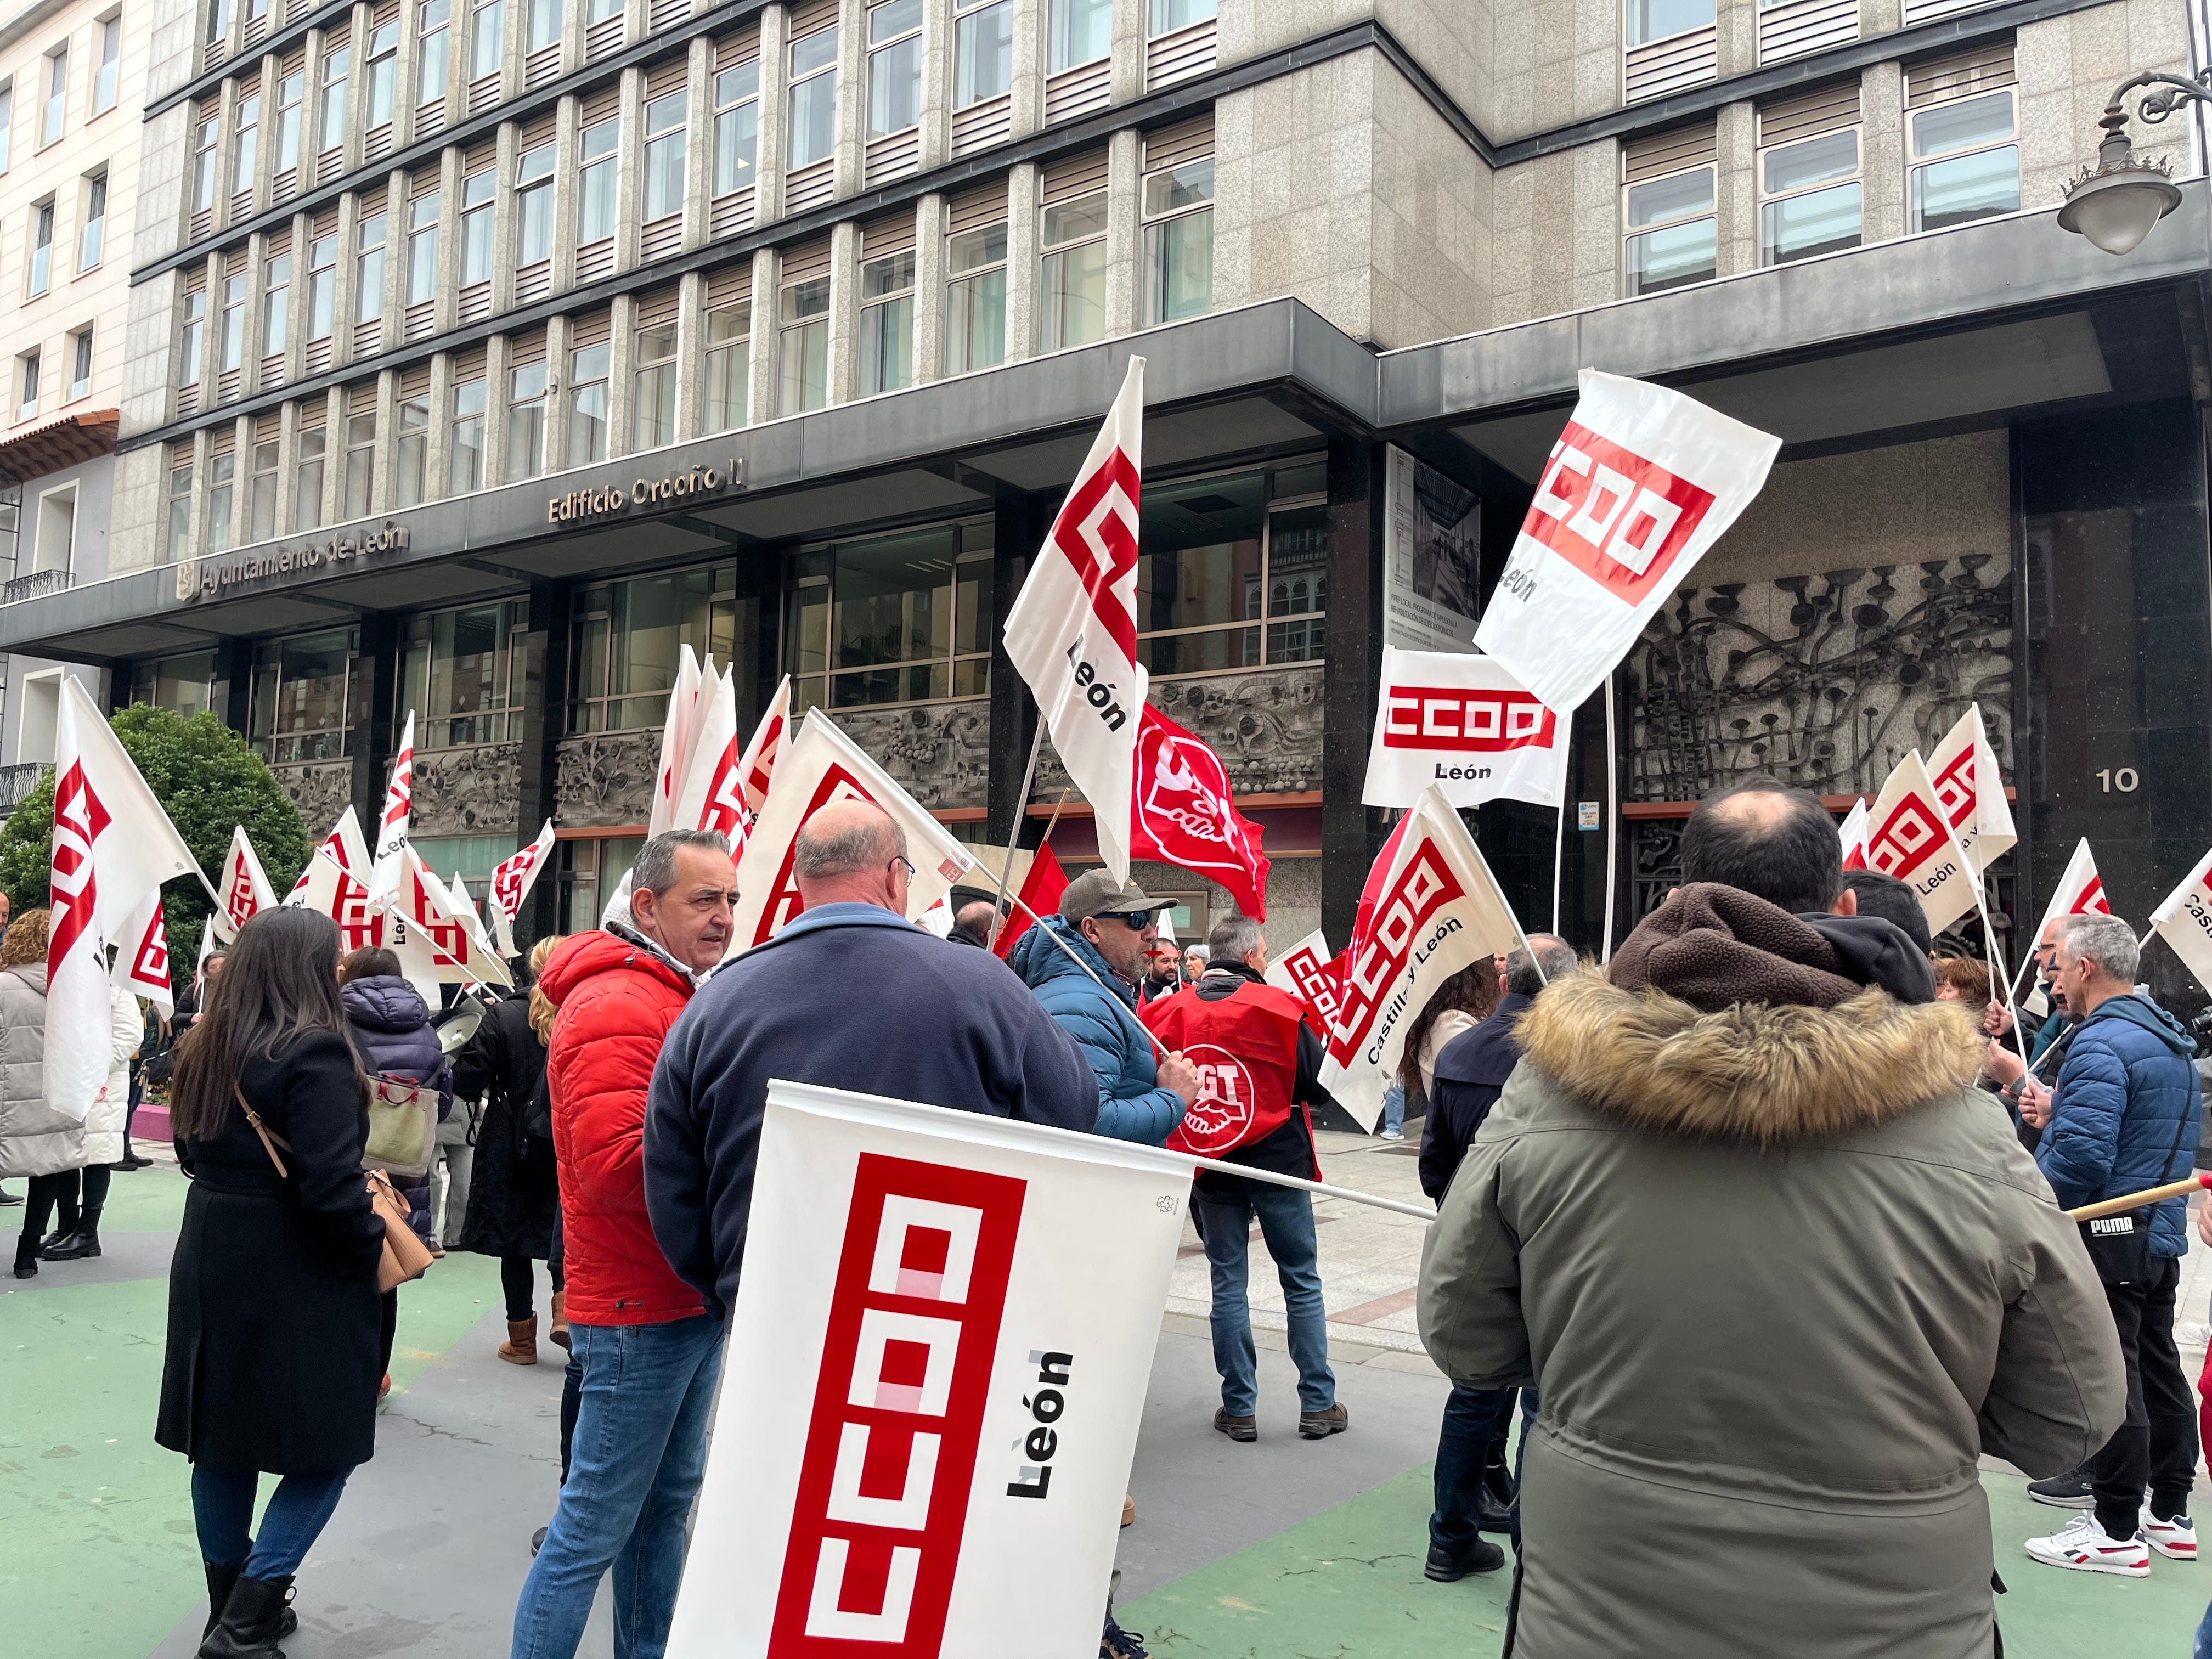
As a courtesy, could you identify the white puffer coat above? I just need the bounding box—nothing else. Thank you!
[79,985,140,1166]
[0,962,76,1177]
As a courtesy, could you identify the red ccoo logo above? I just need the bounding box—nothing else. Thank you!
[1381,687,1555,753]
[1866,794,1950,880]
[1523,420,1716,602]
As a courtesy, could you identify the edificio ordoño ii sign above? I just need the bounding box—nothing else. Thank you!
[546,456,743,526]
[176,522,410,601]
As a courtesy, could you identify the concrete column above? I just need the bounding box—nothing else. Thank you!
[833,0,866,198]
[607,294,639,457]
[757,4,792,219]
[917,0,952,169]
[616,66,645,272]
[241,230,271,390]
[491,118,520,313]
[912,191,947,382]
[374,174,405,340]
[1319,433,1385,947]
[551,93,580,294]
[1007,0,1043,137]
[425,352,455,497]
[275,397,300,535]
[371,368,398,512]
[1716,100,1756,277]
[319,386,345,527]
[684,36,715,251]
[544,313,575,469]
[675,270,706,439]
[483,332,513,484]
[826,218,862,404]
[1109,0,1143,103]
[747,246,780,423]
[436,149,465,332]
[340,4,371,177]
[1862,0,1903,32]
[332,194,361,368]
[1716,0,1756,80]
[283,210,311,385]
[1102,127,1139,337]
[1003,162,1037,363]
[1860,60,1905,246]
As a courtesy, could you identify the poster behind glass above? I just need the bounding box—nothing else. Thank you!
[1384,446,1481,654]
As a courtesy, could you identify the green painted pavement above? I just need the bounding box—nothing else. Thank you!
[0,1166,507,1657]
[1120,1465,2205,1656]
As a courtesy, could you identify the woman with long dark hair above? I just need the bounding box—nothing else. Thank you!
[156,907,385,1658]
[1398,957,1503,1105]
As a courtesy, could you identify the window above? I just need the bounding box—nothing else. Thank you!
[859,250,915,394]
[395,393,428,504]
[318,44,348,151]
[27,200,52,296]
[514,140,554,261]
[305,234,337,338]
[1759,128,1859,264]
[416,0,451,108]
[567,340,610,464]
[207,448,235,548]
[219,270,247,370]
[506,359,546,480]
[953,0,1011,109]
[67,326,92,399]
[274,71,304,172]
[343,407,375,516]
[714,62,759,194]
[560,837,645,933]
[785,520,995,712]
[256,252,289,358]
[526,0,559,52]
[1910,88,2018,233]
[1049,0,1111,71]
[778,273,829,414]
[1137,461,1329,674]
[867,0,921,136]
[450,373,486,492]
[786,25,837,168]
[577,117,617,241]
[460,169,494,283]
[356,210,387,322]
[1624,166,1716,295]
[1142,157,1212,324]
[469,0,503,80]
[294,426,325,529]
[1626,0,1711,46]
[249,629,357,761]
[250,437,279,540]
[569,566,736,732]
[365,20,399,125]
[75,174,106,272]
[644,91,687,220]
[944,221,1006,373]
[705,305,748,432]
[407,190,439,304]
[93,16,121,115]
[586,0,619,20]
[167,455,196,557]
[132,651,225,719]
[180,287,207,386]
[633,319,676,448]
[233,92,260,196]
[191,115,221,212]
[41,46,66,146]
[399,602,526,748]
[15,351,37,421]
[0,82,12,173]
[1147,0,1214,33]
[1039,188,1106,351]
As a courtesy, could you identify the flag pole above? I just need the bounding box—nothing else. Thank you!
[1969,881,2032,1069]
[1005,888,1174,1063]
[1550,726,1570,935]
[985,716,1048,949]
[1601,671,1620,964]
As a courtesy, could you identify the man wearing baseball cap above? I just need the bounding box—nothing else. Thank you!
[1009,870,1200,1143]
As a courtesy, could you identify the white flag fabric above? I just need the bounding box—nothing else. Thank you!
[288,805,372,899]
[1002,356,1147,884]
[1474,371,1780,712]
[393,849,514,988]
[1838,798,1870,870]
[740,674,793,814]
[650,646,704,839]
[665,1081,1185,1659]
[2030,837,2112,949]
[674,665,747,840]
[209,825,279,944]
[1861,749,1980,933]
[487,819,557,957]
[290,845,390,953]
[1927,706,2017,876]
[1317,786,1532,1131]
[369,712,416,900]
[1262,927,1345,1031]
[732,711,977,952]
[448,872,499,961]
[114,891,175,1018]
[193,915,217,989]
[1362,646,1569,810]
[2152,847,2212,994]
[46,679,201,1122]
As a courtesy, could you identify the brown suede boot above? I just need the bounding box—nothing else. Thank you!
[499,1316,539,1365]
[549,1293,569,1351]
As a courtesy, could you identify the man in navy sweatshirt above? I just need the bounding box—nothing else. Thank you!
[642,798,1098,1319]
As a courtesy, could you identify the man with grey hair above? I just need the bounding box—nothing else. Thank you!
[2022,908,2204,1578]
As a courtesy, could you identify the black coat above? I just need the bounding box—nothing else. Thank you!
[157,1030,386,1474]
[452,993,557,1260]
[1420,992,1534,1203]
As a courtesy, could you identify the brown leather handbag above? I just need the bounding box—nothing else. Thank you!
[236,1085,434,1293]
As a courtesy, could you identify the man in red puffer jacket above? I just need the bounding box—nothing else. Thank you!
[511,828,738,1659]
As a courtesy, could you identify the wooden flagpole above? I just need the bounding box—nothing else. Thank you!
[2069,1171,2212,1221]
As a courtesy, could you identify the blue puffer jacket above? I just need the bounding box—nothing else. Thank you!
[343,974,456,1246]
[2038,992,2203,1259]
[1009,916,1186,1144]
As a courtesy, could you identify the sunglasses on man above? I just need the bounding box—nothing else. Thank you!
[1092,911,1155,932]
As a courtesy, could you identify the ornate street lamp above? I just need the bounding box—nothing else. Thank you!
[2058,70,2205,255]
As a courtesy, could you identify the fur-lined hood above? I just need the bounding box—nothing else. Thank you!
[1516,972,1984,1144]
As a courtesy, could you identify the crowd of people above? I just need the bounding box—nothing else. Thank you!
[61,767,2207,1658]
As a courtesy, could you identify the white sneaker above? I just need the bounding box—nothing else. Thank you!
[2145,1514,2198,1560]
[2024,1512,2152,1577]
[1379,1127,1404,1142]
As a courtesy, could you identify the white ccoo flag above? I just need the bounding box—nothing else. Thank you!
[289,804,373,899]
[650,645,705,838]
[1927,706,2017,876]
[1860,749,1980,934]
[487,819,556,957]
[1362,646,1570,810]
[1475,371,1780,712]
[738,674,793,815]
[674,663,748,842]
[114,891,176,1018]
[1317,786,1534,1131]
[2023,837,2113,1015]
[731,710,976,952]
[209,825,279,944]
[46,679,201,1122]
[1003,356,1147,883]
[369,712,416,899]
[393,848,514,989]
[1838,798,1870,870]
[666,1081,1185,1659]
[2152,847,2212,995]
[290,845,390,954]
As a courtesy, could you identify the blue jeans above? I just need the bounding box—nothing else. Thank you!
[1382,1084,1406,1135]
[191,1463,353,1579]
[2196,1597,2212,1659]
[1430,1385,1513,1559]
[511,1313,726,1659]
[1191,1184,1334,1416]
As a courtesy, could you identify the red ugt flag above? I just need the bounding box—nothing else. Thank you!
[1128,705,1271,921]
[994,843,1070,961]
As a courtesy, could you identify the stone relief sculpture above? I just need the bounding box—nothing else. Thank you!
[1038,665,1326,800]
[412,744,524,838]
[836,702,993,811]
[272,760,355,834]
[554,731,658,829]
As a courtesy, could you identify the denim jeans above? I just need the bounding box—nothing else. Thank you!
[1381,1084,1406,1135]
[1430,1384,1514,1559]
[511,1313,726,1659]
[1190,1184,1334,1416]
[191,1463,353,1579]
[2196,1597,2212,1659]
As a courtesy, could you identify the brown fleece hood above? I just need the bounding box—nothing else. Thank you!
[1517,972,1984,1144]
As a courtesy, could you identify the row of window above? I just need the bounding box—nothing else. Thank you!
[15,169,108,306]
[0,10,123,175]
[12,329,97,426]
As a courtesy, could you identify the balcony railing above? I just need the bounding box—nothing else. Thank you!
[1,567,71,606]
[0,763,48,815]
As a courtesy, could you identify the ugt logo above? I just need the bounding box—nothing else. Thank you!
[1867,794,1948,880]
[1523,420,1716,601]
[1175,1043,1259,1156]
[770,1155,1025,1656]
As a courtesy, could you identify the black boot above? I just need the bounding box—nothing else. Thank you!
[1477,1447,1517,1533]
[43,1210,102,1261]
[196,1573,294,1657]
[201,1563,241,1638]
[11,1235,36,1279]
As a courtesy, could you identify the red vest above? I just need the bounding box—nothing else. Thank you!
[1144,981,1308,1165]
